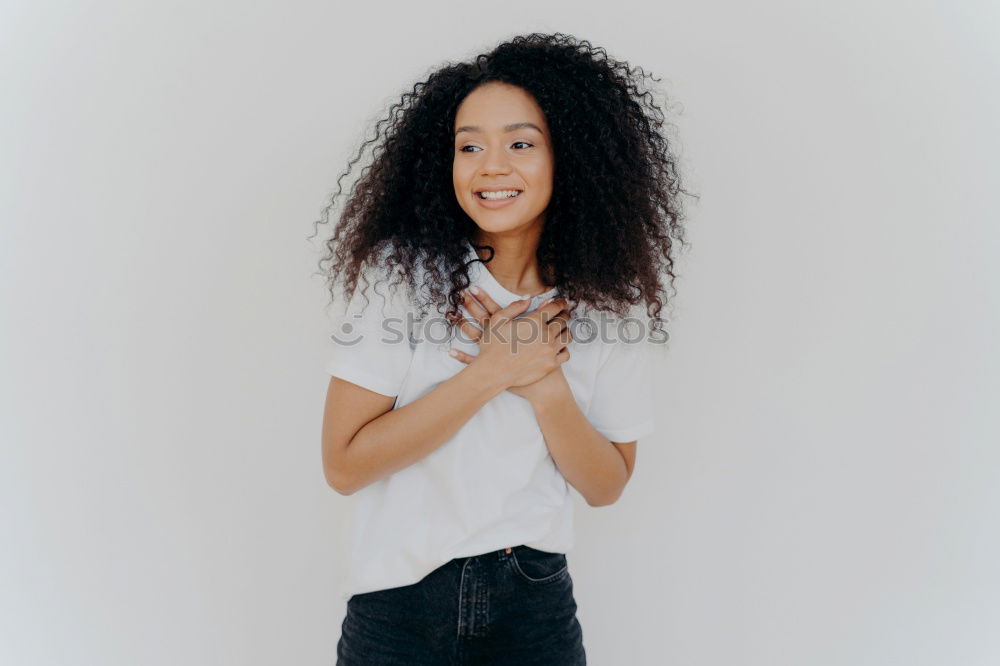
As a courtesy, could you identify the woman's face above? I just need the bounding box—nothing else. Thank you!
[452,82,554,237]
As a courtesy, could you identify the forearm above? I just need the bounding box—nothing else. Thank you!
[531,376,629,506]
[340,362,508,494]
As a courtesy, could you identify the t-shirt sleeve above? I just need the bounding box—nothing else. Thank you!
[585,331,657,443]
[324,264,416,397]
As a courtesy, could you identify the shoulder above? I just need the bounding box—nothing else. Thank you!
[572,301,654,366]
[331,250,409,327]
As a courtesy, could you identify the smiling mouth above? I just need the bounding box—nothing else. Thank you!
[477,190,523,200]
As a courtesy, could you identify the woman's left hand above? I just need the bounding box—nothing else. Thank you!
[448,286,573,405]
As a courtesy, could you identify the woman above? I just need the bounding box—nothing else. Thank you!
[315,32,692,665]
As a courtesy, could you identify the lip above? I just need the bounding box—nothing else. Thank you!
[474,188,523,209]
[474,185,522,192]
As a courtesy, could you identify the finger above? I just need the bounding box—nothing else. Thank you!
[549,307,571,326]
[445,305,481,338]
[467,286,501,316]
[536,299,572,326]
[455,316,483,342]
[545,307,571,335]
[445,309,465,333]
[491,297,533,328]
[538,297,570,315]
[548,311,574,345]
[448,347,474,364]
[555,346,571,363]
[525,299,565,325]
[462,289,491,329]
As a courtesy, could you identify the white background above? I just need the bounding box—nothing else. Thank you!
[2,1,997,664]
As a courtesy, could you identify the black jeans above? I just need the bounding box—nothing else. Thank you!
[336,545,586,665]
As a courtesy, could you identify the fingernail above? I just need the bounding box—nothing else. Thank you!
[521,294,532,300]
[449,349,458,357]
[470,285,480,295]
[540,297,553,306]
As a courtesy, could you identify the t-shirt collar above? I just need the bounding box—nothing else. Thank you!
[464,239,559,306]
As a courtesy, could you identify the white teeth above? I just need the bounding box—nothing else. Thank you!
[478,190,521,200]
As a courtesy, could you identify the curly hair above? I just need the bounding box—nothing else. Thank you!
[309,32,696,340]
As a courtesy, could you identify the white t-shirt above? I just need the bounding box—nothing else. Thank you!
[325,239,656,600]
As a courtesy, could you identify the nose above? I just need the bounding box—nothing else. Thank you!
[479,147,513,176]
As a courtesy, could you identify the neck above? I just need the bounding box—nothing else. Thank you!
[470,228,554,298]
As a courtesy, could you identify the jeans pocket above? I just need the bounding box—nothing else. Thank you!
[510,546,569,584]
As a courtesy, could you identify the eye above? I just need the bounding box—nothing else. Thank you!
[457,142,532,153]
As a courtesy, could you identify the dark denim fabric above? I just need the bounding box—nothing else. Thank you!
[336,545,586,665]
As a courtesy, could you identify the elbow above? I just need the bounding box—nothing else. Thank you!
[586,488,623,507]
[323,449,357,496]
[588,458,633,506]
[325,468,357,496]
[323,434,359,495]
[324,446,376,496]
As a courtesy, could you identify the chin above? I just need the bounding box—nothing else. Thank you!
[464,206,545,232]
[468,219,520,234]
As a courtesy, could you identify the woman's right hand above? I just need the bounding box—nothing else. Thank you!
[461,295,572,389]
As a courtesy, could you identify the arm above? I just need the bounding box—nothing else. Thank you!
[447,287,647,505]
[529,369,638,506]
[323,296,550,495]
[322,361,508,495]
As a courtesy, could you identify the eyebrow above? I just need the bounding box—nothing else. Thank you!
[454,122,543,137]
